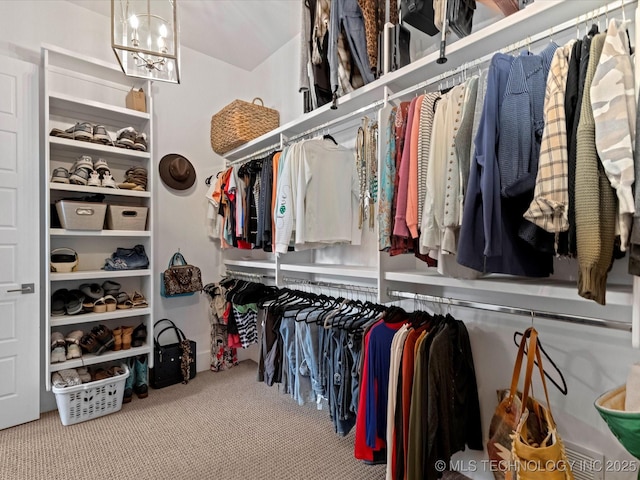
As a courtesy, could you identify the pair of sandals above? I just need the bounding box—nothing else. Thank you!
[80,282,118,313]
[112,291,147,309]
[51,285,147,316]
[85,295,117,313]
[51,289,85,316]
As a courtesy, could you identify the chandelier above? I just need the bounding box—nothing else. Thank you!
[111,0,180,84]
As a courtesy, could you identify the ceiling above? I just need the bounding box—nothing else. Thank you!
[68,0,301,71]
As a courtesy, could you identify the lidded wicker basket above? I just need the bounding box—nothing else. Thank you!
[210,97,279,155]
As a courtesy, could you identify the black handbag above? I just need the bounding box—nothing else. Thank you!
[149,319,196,389]
[401,0,439,36]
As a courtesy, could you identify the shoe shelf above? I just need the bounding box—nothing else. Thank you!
[49,137,150,161]
[49,183,150,198]
[51,269,152,282]
[49,91,150,126]
[50,307,152,328]
[49,344,152,373]
[50,228,151,237]
[44,46,156,391]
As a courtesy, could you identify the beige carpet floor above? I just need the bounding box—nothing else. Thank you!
[1,361,389,480]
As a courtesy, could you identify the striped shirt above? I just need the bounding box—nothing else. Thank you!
[233,304,259,348]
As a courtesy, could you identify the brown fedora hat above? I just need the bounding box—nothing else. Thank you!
[159,154,196,190]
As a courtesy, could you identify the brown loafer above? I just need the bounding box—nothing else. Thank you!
[79,333,105,355]
[91,324,114,350]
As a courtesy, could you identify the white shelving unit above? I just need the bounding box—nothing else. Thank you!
[43,46,155,389]
[220,0,640,348]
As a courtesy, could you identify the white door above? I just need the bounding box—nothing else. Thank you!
[0,55,40,430]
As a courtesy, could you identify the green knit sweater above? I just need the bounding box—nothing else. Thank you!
[575,33,617,305]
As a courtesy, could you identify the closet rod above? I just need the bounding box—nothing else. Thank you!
[284,99,385,145]
[227,141,281,166]
[226,95,385,165]
[387,290,632,332]
[282,276,378,294]
[386,0,635,104]
[225,269,276,281]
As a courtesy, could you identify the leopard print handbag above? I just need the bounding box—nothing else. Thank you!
[161,252,203,297]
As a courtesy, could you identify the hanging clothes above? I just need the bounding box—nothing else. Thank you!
[575,32,617,305]
[329,0,375,100]
[523,41,576,239]
[417,92,441,228]
[351,308,482,478]
[393,96,420,239]
[419,79,481,279]
[378,104,397,251]
[592,18,636,252]
[357,0,399,75]
[203,283,238,372]
[274,137,361,253]
[256,154,274,251]
[556,38,583,257]
[457,51,554,277]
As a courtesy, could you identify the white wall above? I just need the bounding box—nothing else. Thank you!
[250,34,304,126]
[151,48,252,370]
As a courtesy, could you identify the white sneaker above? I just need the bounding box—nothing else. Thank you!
[87,170,101,187]
[102,171,118,188]
[66,344,82,360]
[51,346,66,363]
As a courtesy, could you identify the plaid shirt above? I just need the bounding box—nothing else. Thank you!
[524,40,576,235]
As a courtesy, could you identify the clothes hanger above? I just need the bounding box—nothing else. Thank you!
[384,305,407,324]
[301,294,337,324]
[345,303,380,332]
[323,132,338,145]
[513,330,568,395]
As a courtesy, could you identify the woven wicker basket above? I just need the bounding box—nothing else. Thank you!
[210,97,279,155]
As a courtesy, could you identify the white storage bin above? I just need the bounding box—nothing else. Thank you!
[52,364,129,426]
[106,205,148,231]
[55,201,107,230]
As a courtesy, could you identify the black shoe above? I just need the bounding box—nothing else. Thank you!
[131,323,147,347]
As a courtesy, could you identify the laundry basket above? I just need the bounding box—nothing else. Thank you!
[52,364,129,426]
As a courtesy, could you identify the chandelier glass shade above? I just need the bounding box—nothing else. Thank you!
[111,0,180,84]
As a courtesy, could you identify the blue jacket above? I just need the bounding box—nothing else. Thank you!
[457,53,554,277]
[498,43,558,198]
